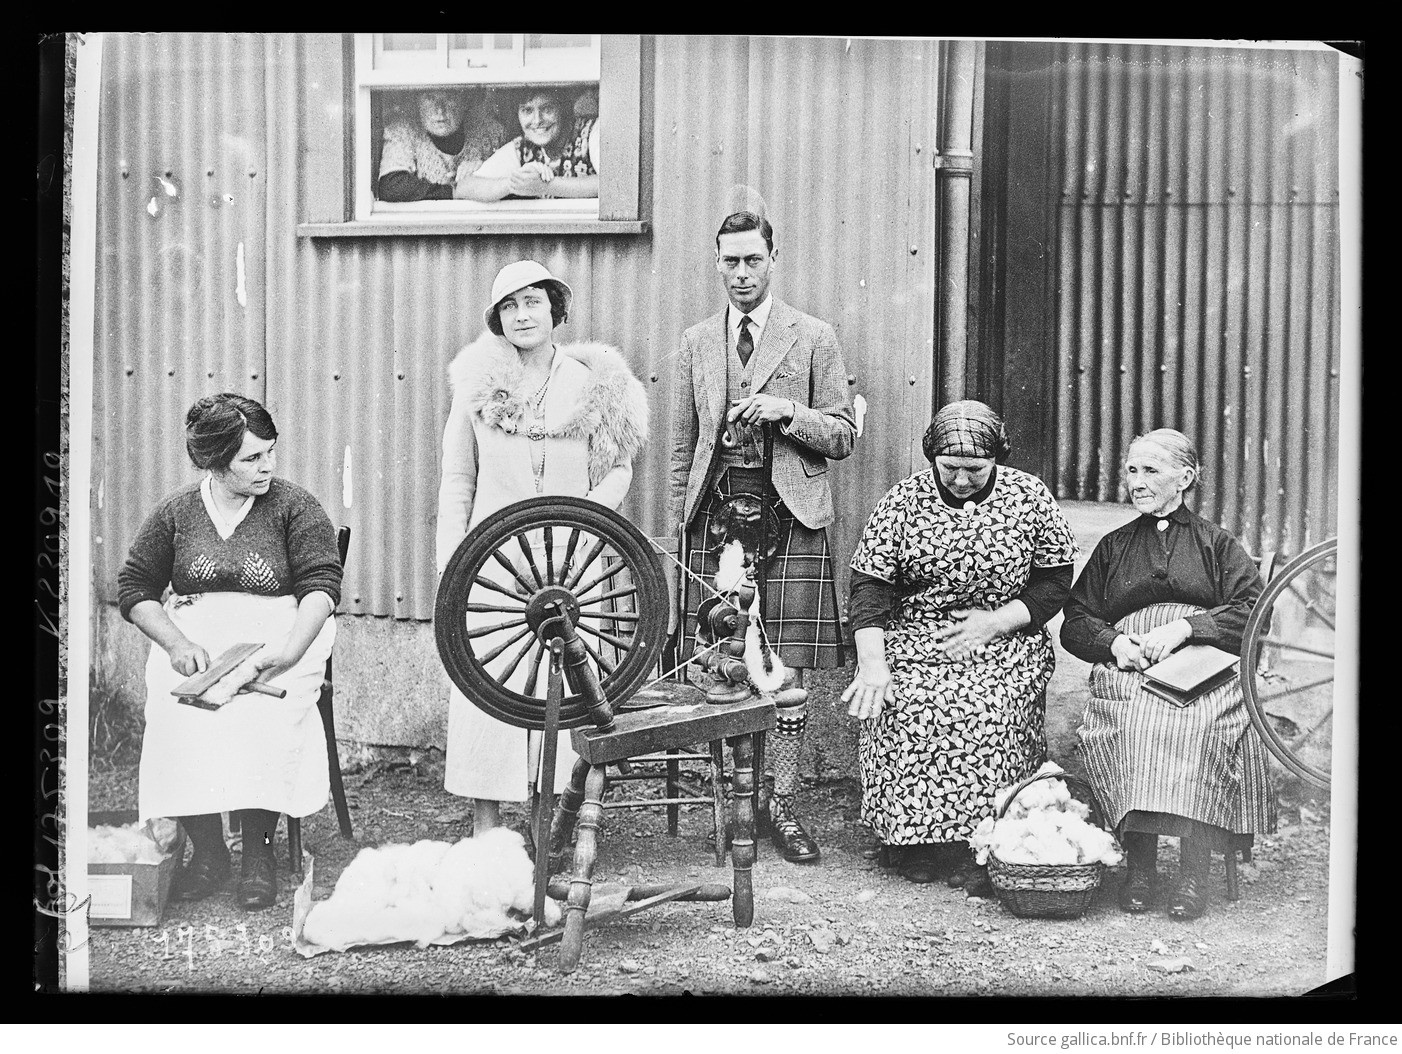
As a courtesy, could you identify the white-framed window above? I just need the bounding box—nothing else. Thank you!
[353,33,604,223]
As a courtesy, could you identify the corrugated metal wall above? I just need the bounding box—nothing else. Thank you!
[92,34,940,619]
[1049,43,1340,557]
[92,33,272,587]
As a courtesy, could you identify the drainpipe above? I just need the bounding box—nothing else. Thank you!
[935,39,979,405]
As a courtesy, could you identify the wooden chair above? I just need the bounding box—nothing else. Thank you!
[286,525,355,872]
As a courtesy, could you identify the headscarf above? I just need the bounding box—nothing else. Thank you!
[923,400,1011,463]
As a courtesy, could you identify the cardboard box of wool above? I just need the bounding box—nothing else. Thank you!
[87,810,186,927]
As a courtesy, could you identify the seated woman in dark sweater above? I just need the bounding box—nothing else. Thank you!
[375,88,505,202]
[118,393,342,911]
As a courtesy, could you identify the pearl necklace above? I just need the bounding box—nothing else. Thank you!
[526,374,550,444]
[527,375,551,492]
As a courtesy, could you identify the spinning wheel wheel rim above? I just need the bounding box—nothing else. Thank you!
[435,496,668,731]
[1241,538,1337,789]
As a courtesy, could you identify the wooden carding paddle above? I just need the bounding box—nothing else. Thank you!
[171,642,286,709]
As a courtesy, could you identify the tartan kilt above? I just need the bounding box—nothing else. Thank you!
[681,467,847,670]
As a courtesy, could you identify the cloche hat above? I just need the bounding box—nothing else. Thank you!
[484,260,573,335]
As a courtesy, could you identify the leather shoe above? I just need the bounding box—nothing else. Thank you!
[767,795,820,863]
[861,842,901,868]
[897,844,942,884]
[1167,874,1207,920]
[946,852,978,889]
[175,852,231,900]
[1118,868,1156,913]
[237,853,277,911]
[963,866,996,899]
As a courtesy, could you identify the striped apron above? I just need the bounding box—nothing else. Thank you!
[1077,602,1276,836]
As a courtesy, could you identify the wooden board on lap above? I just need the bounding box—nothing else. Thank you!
[170,641,286,709]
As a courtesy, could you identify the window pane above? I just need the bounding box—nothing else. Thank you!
[525,34,592,49]
[492,34,515,50]
[382,34,437,51]
[452,35,480,49]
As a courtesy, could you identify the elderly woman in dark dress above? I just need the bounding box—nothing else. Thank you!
[118,394,342,911]
[842,401,1078,890]
[1061,428,1274,920]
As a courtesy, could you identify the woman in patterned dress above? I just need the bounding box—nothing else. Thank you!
[1061,429,1272,920]
[842,401,1077,889]
[458,87,600,202]
[118,394,343,911]
[376,88,505,202]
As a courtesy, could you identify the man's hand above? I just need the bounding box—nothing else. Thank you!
[727,395,796,426]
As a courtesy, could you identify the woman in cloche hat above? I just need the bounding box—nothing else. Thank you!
[434,260,649,836]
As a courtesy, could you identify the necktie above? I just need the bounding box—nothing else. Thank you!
[736,315,754,366]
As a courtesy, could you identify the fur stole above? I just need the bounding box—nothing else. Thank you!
[447,331,649,489]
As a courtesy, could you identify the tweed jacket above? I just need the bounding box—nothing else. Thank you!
[669,298,856,531]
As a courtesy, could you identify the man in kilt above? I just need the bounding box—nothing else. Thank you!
[669,211,858,862]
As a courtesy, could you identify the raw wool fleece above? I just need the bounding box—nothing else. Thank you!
[448,331,649,489]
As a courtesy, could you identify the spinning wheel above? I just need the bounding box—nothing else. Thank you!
[434,496,774,972]
[1241,539,1338,790]
[435,496,669,731]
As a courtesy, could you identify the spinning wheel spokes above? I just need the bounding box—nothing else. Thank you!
[579,584,639,606]
[435,497,667,731]
[515,532,547,588]
[563,536,609,592]
[1241,538,1338,789]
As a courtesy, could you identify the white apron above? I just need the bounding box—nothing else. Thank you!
[138,591,336,821]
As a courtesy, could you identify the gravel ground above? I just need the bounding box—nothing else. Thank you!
[85,756,1335,997]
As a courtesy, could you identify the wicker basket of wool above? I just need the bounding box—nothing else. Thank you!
[976,768,1123,919]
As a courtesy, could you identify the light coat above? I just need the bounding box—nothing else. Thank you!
[435,331,648,800]
[668,298,856,531]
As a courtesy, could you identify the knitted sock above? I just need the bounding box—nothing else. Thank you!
[769,703,806,798]
[1122,831,1158,874]
[178,813,227,861]
[238,809,279,863]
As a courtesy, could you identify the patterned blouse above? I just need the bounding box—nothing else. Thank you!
[850,466,1078,656]
[474,118,599,181]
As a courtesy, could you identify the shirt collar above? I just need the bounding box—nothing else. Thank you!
[729,295,773,336]
[1142,502,1194,528]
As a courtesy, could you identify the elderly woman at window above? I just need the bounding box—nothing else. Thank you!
[376,88,505,202]
[457,87,600,202]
